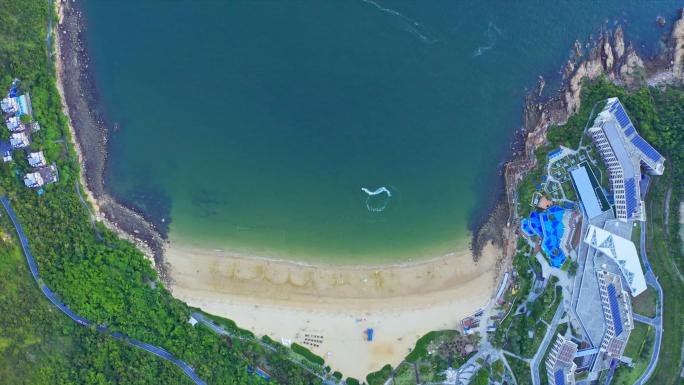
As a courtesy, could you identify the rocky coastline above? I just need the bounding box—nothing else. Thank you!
[55,0,169,278]
[55,0,684,279]
[472,8,684,260]
[489,9,684,263]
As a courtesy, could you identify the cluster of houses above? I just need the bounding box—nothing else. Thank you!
[1,81,58,190]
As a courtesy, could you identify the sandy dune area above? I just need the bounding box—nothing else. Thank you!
[167,242,501,378]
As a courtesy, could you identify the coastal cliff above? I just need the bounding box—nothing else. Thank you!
[54,1,169,277]
[498,9,684,261]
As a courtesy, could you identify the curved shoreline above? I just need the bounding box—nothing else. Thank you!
[54,0,507,276]
[53,2,502,376]
[53,0,684,377]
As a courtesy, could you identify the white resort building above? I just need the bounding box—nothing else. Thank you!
[27,151,46,168]
[584,224,646,296]
[6,116,22,132]
[588,98,665,221]
[10,132,30,149]
[594,269,634,370]
[0,96,18,114]
[23,172,44,189]
[546,334,578,385]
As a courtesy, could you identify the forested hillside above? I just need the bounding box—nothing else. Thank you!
[0,1,322,384]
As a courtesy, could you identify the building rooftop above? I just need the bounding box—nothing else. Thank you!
[10,132,29,148]
[6,116,22,132]
[589,98,665,221]
[546,334,578,385]
[1,97,18,114]
[570,164,609,219]
[0,140,12,163]
[27,151,46,168]
[595,269,633,368]
[23,172,44,188]
[584,224,646,296]
[37,164,59,185]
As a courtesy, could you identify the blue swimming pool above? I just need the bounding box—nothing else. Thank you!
[520,205,566,268]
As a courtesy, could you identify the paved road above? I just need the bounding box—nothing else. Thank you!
[632,313,656,327]
[530,302,565,385]
[633,206,664,385]
[191,312,339,385]
[1,196,207,385]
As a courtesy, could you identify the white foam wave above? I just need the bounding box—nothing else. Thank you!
[361,186,392,213]
[359,0,439,44]
[361,186,392,197]
[473,21,503,57]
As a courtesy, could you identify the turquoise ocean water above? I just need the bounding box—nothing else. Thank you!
[81,1,679,263]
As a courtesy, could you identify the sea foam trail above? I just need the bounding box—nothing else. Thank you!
[361,186,392,197]
[473,21,503,57]
[359,0,439,44]
[361,186,392,213]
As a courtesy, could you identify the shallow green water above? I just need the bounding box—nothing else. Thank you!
[82,1,679,262]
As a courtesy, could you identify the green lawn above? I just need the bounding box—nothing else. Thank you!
[612,323,654,385]
[631,286,657,319]
[537,323,568,385]
[644,178,684,385]
[506,355,532,385]
[392,362,417,385]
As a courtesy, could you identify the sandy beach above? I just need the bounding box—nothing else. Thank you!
[167,241,500,378]
[54,0,502,379]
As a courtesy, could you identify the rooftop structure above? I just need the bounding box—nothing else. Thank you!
[28,121,40,132]
[27,151,46,168]
[584,224,646,296]
[6,116,22,132]
[594,269,634,369]
[0,141,12,163]
[1,97,18,114]
[10,132,30,149]
[588,98,665,221]
[23,172,44,188]
[15,94,31,116]
[37,163,59,185]
[569,163,610,219]
[546,334,578,385]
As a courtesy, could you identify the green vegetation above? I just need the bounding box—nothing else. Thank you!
[506,355,531,385]
[290,343,325,366]
[405,330,458,363]
[612,323,655,385]
[491,251,535,349]
[567,259,579,276]
[537,322,568,385]
[365,364,391,385]
[391,362,416,385]
[363,329,476,384]
[471,366,490,385]
[497,276,559,358]
[547,78,684,384]
[0,1,330,384]
[631,286,658,319]
[643,177,683,385]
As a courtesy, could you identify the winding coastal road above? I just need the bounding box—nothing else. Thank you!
[632,176,664,385]
[633,219,664,385]
[0,196,207,385]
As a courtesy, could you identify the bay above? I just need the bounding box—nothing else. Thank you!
[82,1,678,262]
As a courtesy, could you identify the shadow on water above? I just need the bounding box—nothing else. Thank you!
[112,183,173,236]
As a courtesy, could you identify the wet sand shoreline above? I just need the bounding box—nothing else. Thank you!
[54,0,684,377]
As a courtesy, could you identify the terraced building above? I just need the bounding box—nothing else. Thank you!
[588,98,665,221]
